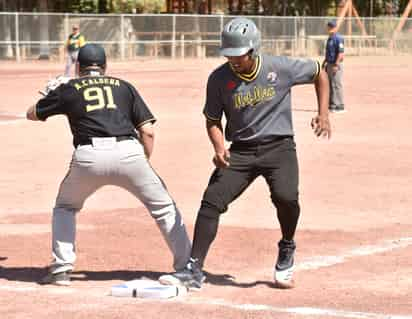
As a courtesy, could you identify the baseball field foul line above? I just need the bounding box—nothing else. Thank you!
[0,120,23,125]
[296,237,412,271]
[0,112,26,125]
[1,285,410,319]
[186,298,412,319]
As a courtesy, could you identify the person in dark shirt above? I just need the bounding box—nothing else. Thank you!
[322,20,346,113]
[26,43,191,286]
[159,17,331,291]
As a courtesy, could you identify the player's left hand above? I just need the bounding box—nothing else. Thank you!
[39,75,71,96]
[311,115,331,138]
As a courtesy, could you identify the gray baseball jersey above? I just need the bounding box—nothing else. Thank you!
[204,54,320,143]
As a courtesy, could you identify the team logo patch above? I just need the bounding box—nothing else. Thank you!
[226,80,236,90]
[267,72,278,84]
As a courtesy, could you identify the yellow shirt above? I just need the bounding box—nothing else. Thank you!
[67,33,86,52]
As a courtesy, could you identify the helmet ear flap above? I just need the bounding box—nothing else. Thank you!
[248,49,258,59]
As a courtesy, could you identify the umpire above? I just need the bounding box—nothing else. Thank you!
[159,17,331,290]
[26,44,191,286]
[322,20,345,113]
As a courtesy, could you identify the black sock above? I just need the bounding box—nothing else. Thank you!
[191,210,220,269]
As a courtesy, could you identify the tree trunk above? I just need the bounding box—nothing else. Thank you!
[98,0,108,13]
[38,0,50,59]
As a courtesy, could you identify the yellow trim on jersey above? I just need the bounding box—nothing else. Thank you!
[312,61,321,81]
[204,112,221,122]
[135,118,156,128]
[230,55,262,82]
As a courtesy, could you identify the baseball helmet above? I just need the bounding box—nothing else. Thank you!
[220,17,261,58]
[77,43,106,68]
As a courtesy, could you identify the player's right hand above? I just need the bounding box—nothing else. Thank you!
[311,115,331,139]
[213,149,230,168]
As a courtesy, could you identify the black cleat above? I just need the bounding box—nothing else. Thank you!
[274,239,296,289]
[158,258,205,291]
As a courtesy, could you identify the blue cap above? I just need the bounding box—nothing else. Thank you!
[327,20,337,28]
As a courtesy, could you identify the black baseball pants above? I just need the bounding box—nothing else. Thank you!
[191,136,300,268]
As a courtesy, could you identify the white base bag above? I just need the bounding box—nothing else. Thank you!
[110,279,187,299]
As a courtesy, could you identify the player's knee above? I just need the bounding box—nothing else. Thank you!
[148,203,177,220]
[198,201,222,219]
[202,188,229,214]
[271,191,300,211]
[53,201,83,213]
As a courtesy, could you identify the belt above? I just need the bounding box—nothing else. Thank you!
[76,135,134,147]
[231,135,291,149]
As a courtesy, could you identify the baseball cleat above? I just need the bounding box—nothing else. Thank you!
[40,270,71,286]
[330,107,346,114]
[159,258,205,291]
[274,265,295,289]
[274,239,296,289]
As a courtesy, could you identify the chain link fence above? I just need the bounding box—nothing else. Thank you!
[1,12,411,61]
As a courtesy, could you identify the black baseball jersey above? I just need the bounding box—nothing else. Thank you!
[36,76,156,147]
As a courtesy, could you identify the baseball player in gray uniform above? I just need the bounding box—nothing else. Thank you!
[26,44,191,286]
[159,17,331,290]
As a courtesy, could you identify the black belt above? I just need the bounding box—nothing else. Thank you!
[231,135,291,149]
[76,135,134,147]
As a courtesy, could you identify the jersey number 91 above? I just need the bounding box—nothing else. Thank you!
[84,86,117,112]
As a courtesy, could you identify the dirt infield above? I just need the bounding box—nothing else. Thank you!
[0,56,411,319]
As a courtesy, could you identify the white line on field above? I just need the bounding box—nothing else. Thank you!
[185,297,412,319]
[0,112,26,117]
[0,285,410,319]
[296,237,412,271]
[0,119,24,125]
[0,285,36,292]
[0,112,26,125]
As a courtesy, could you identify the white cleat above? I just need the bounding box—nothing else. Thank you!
[274,265,295,289]
[274,239,296,289]
[158,273,184,286]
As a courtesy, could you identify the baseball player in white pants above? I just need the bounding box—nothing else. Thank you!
[26,44,191,286]
[51,138,191,276]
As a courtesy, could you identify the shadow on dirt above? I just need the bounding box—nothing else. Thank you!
[203,271,278,289]
[0,265,278,288]
[0,266,163,284]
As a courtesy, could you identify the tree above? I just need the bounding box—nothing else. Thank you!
[38,0,50,59]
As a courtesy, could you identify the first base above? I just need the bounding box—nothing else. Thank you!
[111,279,187,299]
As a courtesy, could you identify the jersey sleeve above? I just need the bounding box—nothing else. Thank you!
[129,85,156,128]
[286,57,320,85]
[337,36,344,53]
[35,86,66,121]
[203,73,223,121]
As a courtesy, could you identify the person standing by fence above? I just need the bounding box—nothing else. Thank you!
[64,24,86,77]
[322,20,345,113]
